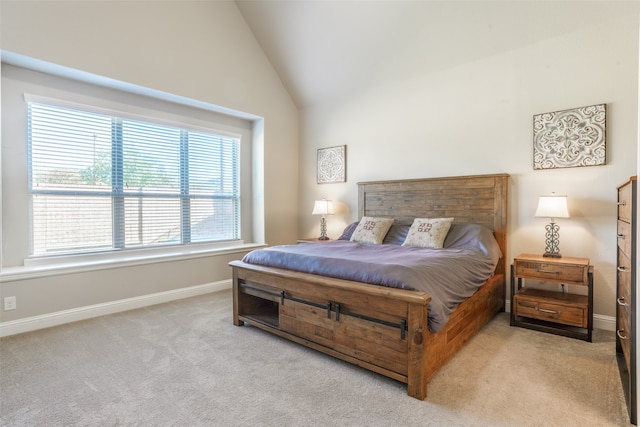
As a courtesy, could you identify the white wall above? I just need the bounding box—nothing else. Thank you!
[0,1,298,326]
[300,16,639,321]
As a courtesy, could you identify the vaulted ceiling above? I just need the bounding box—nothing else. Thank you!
[236,1,638,108]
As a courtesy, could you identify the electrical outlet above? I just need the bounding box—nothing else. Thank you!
[4,296,16,311]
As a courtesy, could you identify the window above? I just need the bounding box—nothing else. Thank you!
[28,100,240,256]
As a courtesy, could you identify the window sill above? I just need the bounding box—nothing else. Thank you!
[0,242,265,282]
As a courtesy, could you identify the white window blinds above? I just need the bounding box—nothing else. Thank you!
[28,101,240,256]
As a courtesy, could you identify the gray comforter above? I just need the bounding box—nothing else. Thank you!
[242,238,499,332]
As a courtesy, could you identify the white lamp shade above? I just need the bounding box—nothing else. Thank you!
[535,195,569,219]
[312,199,334,215]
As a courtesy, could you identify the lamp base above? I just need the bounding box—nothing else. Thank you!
[542,221,562,259]
[318,216,329,241]
[543,252,562,258]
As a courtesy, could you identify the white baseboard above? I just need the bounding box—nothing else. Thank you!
[2,285,615,338]
[593,314,616,332]
[0,280,231,337]
[505,300,616,332]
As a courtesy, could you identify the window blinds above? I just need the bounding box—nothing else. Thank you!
[28,101,240,256]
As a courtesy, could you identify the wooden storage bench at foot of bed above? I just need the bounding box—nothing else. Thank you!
[231,260,504,400]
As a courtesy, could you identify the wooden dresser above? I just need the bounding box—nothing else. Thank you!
[617,176,637,425]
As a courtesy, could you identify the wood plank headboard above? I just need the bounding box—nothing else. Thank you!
[357,173,510,278]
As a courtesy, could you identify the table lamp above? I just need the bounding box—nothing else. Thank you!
[312,199,334,240]
[535,194,569,258]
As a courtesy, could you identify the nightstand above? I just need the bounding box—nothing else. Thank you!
[297,237,333,243]
[510,253,593,342]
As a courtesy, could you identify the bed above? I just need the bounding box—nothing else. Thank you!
[230,173,509,400]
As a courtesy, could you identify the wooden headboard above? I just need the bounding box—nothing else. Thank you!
[357,173,509,278]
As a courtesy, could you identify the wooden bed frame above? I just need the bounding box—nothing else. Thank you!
[230,173,509,400]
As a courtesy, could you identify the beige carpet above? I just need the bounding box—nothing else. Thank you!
[0,289,630,426]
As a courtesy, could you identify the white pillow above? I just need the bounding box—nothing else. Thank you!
[402,218,454,248]
[350,217,394,244]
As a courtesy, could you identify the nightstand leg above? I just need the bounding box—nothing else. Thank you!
[510,264,515,326]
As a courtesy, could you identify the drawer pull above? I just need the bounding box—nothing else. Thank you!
[617,234,625,239]
[617,266,629,273]
[618,201,627,206]
[535,268,561,275]
[617,297,628,307]
[537,307,561,315]
[617,329,628,340]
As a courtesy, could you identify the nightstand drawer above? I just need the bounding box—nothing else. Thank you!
[514,290,587,328]
[514,260,587,285]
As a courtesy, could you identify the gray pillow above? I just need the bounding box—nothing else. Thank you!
[339,220,411,245]
[443,223,502,265]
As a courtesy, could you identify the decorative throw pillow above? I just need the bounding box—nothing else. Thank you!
[350,217,394,244]
[402,217,454,248]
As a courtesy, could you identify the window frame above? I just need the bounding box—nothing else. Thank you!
[24,93,243,259]
[1,61,261,273]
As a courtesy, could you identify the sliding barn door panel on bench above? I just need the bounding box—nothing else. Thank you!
[279,297,409,375]
[234,266,423,378]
